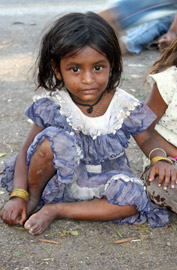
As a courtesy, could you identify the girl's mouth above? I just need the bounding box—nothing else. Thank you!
[80,89,97,94]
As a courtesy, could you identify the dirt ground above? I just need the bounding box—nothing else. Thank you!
[0,1,177,270]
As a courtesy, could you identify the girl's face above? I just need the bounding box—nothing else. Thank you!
[54,46,111,104]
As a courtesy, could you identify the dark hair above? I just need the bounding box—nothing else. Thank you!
[149,37,177,75]
[36,11,122,91]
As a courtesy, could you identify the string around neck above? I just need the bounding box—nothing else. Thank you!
[69,91,105,114]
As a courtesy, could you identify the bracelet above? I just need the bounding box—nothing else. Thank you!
[148,148,167,160]
[151,156,174,166]
[9,189,29,202]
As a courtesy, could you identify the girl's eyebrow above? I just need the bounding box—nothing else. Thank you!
[94,60,107,65]
[66,60,107,66]
[66,62,81,67]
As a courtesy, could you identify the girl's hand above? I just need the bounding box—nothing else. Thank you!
[149,161,177,190]
[0,197,27,226]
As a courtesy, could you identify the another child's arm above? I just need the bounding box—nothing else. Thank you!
[0,124,43,226]
[134,128,177,190]
[145,83,177,157]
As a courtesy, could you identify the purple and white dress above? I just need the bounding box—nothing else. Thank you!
[1,88,169,228]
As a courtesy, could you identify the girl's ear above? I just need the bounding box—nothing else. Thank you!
[51,59,62,80]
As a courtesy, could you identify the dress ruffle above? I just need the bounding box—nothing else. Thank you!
[103,177,169,228]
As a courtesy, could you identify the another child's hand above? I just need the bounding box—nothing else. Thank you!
[0,197,27,226]
[149,161,177,190]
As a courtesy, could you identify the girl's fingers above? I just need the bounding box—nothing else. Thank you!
[149,163,177,190]
[149,166,157,182]
[170,170,176,189]
[175,168,177,185]
[1,206,24,226]
[2,209,12,225]
[8,210,19,226]
[157,168,166,187]
[162,174,171,190]
[20,210,27,225]
[163,167,177,189]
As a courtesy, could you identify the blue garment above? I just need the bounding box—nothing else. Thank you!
[111,0,177,29]
[0,88,169,228]
[122,14,174,54]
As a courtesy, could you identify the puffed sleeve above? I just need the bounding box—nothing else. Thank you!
[147,66,177,105]
[25,98,65,128]
[123,102,157,136]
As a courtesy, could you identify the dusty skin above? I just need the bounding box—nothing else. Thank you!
[1,1,177,269]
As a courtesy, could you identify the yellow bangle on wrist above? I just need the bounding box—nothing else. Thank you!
[9,189,29,202]
[150,156,174,166]
[148,148,167,160]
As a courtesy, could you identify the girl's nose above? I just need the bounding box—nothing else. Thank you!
[81,71,94,84]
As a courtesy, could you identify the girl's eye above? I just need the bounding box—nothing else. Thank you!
[71,67,80,73]
[94,66,103,71]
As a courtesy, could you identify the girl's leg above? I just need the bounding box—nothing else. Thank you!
[24,198,137,235]
[27,138,56,215]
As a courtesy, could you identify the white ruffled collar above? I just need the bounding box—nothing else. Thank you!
[34,88,140,139]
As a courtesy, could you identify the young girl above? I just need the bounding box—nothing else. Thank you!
[142,37,177,212]
[0,12,176,236]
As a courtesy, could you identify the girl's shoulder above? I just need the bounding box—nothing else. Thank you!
[147,66,177,88]
[114,88,140,105]
[31,89,69,111]
[147,66,177,105]
[147,66,177,83]
[25,90,67,128]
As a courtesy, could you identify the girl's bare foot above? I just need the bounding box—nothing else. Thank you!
[24,204,58,235]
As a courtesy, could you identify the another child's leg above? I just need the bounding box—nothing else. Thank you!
[27,138,56,214]
[24,198,137,235]
[99,9,127,54]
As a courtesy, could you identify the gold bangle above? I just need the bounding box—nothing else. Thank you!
[151,156,174,166]
[148,148,167,160]
[9,189,29,202]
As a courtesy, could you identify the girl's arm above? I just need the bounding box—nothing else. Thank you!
[134,128,165,159]
[0,124,43,226]
[12,123,44,190]
[145,84,177,157]
[145,83,167,123]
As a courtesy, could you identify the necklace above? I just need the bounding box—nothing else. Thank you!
[70,91,105,114]
[93,91,107,117]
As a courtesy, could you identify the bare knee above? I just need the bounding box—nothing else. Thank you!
[36,138,54,161]
[28,138,56,189]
